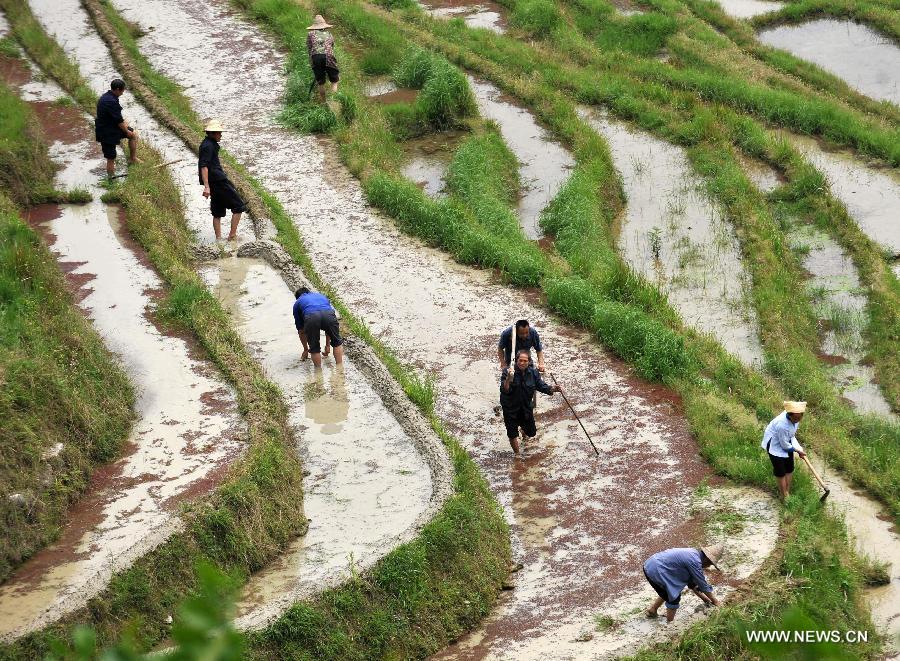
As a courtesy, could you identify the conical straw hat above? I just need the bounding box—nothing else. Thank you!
[204,118,226,132]
[783,401,807,414]
[307,14,333,30]
[700,543,723,570]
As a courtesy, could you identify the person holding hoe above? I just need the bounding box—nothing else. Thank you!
[643,544,723,622]
[762,401,807,499]
[306,15,339,103]
[499,349,561,455]
[198,119,246,241]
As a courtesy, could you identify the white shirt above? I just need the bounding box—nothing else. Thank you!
[761,411,804,458]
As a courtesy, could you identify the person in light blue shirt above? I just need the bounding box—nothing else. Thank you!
[643,545,722,621]
[292,287,343,368]
[761,401,807,498]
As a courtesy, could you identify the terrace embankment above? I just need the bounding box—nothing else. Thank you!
[758,19,900,105]
[0,49,244,642]
[98,0,781,653]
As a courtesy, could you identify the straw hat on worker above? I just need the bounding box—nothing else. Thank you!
[204,119,226,133]
[307,14,333,30]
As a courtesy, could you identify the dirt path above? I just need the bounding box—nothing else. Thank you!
[93,0,784,655]
[0,47,244,641]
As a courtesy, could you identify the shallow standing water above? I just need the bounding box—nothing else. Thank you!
[94,1,775,656]
[714,0,784,19]
[200,258,433,629]
[759,19,900,105]
[787,133,900,258]
[469,76,575,240]
[581,108,765,368]
[400,131,466,198]
[788,224,896,417]
[0,50,243,640]
[419,0,508,33]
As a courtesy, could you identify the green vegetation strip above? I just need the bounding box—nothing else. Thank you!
[0,81,133,585]
[0,6,307,657]
[242,0,890,654]
[73,0,512,657]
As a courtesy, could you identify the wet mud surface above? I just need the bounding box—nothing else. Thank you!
[469,77,575,240]
[581,108,765,368]
[759,19,900,105]
[200,258,433,629]
[400,131,467,198]
[788,224,896,418]
[0,53,244,640]
[714,0,784,19]
[27,0,256,244]
[419,0,508,33]
[98,1,775,654]
[787,133,900,258]
[814,459,900,655]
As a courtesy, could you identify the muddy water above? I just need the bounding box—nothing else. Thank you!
[740,154,782,193]
[788,224,896,417]
[714,0,783,19]
[0,62,243,641]
[813,459,900,655]
[419,0,507,33]
[199,258,432,629]
[787,133,900,258]
[469,77,575,240]
[400,131,466,198]
[759,19,900,105]
[105,1,756,654]
[26,0,258,244]
[581,108,765,368]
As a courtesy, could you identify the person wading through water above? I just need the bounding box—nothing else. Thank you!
[643,544,723,622]
[95,79,139,178]
[306,15,339,103]
[762,401,807,499]
[495,319,545,415]
[198,119,246,241]
[499,350,561,455]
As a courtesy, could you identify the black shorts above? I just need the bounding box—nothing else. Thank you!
[769,453,795,478]
[311,54,339,85]
[643,567,676,606]
[303,310,342,354]
[502,408,536,439]
[100,127,132,159]
[209,179,246,218]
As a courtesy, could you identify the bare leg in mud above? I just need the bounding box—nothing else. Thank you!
[127,130,140,164]
[227,212,241,241]
[776,472,794,498]
[213,216,223,240]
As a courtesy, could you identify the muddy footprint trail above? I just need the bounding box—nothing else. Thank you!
[0,45,245,641]
[91,0,783,655]
[11,0,449,638]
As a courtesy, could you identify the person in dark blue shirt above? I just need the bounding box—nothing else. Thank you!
[497,319,545,372]
[95,79,139,178]
[199,119,246,241]
[500,350,561,454]
[293,287,343,368]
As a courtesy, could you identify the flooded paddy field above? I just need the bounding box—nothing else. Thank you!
[419,0,508,33]
[0,49,244,640]
[714,0,784,19]
[581,108,765,368]
[759,19,900,105]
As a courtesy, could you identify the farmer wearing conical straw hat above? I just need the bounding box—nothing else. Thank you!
[762,401,807,499]
[643,544,723,622]
[306,15,339,103]
[198,119,246,241]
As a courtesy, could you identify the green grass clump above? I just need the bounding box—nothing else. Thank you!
[510,0,562,35]
[391,46,477,129]
[0,36,21,58]
[0,83,56,207]
[595,13,679,57]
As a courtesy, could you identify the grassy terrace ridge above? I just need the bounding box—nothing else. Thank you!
[73,0,513,657]
[235,0,890,655]
[0,79,133,585]
[0,4,308,657]
[284,0,900,515]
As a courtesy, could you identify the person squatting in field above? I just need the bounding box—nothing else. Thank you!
[499,350,562,454]
[198,119,246,241]
[643,544,723,622]
[95,78,139,178]
[293,287,344,369]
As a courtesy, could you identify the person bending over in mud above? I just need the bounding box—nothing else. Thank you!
[643,545,722,622]
[761,401,807,499]
[499,350,561,455]
[497,319,545,372]
[95,79,139,178]
[293,287,344,368]
[198,119,246,241]
[306,15,339,103]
